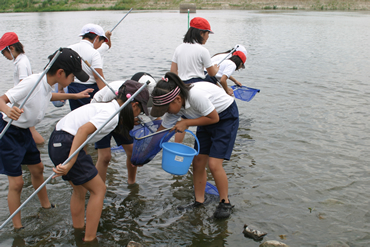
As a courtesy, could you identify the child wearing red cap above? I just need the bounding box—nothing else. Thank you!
[170,17,219,84]
[205,50,247,95]
[0,32,45,144]
[0,48,92,230]
[49,80,149,242]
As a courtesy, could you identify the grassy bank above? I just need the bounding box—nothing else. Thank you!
[1,0,370,13]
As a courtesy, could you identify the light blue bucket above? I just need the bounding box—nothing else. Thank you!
[160,130,199,176]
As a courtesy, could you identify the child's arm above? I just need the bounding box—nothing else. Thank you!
[229,75,242,86]
[174,110,219,133]
[206,64,219,77]
[170,62,178,75]
[219,75,234,96]
[51,88,94,101]
[0,95,23,120]
[53,122,97,178]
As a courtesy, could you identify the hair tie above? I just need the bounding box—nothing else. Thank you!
[115,91,119,96]
[126,94,131,99]
[162,77,168,82]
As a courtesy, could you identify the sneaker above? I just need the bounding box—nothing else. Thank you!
[213,199,234,219]
[177,194,211,211]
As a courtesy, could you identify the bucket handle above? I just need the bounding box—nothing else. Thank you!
[160,129,200,155]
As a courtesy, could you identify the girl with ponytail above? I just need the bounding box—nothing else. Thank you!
[151,72,239,219]
[48,80,149,242]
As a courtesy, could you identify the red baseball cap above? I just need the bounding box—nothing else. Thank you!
[233,51,247,68]
[0,32,19,51]
[190,17,214,34]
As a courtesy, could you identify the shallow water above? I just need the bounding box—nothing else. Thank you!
[0,10,370,246]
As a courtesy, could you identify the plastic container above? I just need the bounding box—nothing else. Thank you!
[160,130,199,175]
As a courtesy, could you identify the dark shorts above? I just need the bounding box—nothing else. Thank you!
[0,116,41,176]
[68,82,99,111]
[182,77,204,84]
[203,74,219,85]
[194,101,239,160]
[94,131,133,149]
[48,129,98,186]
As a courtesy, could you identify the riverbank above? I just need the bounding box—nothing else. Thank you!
[1,0,370,13]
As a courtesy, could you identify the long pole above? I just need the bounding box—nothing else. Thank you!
[204,45,239,77]
[0,48,62,140]
[0,81,149,230]
[111,8,133,32]
[82,59,116,95]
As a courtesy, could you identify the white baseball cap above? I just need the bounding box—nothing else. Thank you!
[79,23,108,42]
[234,44,247,58]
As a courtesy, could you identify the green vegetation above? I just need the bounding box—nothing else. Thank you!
[1,0,369,12]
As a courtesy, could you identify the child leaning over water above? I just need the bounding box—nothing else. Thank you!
[48,80,149,242]
[0,32,44,144]
[0,48,92,230]
[150,72,239,219]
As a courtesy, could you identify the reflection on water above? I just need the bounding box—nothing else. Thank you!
[0,10,370,246]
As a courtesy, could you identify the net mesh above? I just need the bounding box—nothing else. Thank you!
[231,85,260,102]
[130,120,175,166]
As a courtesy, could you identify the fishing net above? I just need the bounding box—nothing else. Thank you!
[231,85,260,102]
[130,120,175,166]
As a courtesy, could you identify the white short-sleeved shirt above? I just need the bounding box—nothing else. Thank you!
[172,43,213,81]
[13,53,32,86]
[3,73,53,128]
[56,100,120,143]
[68,40,103,85]
[91,80,125,103]
[160,82,235,129]
[213,59,236,80]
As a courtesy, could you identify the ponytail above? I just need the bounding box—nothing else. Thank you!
[114,84,135,139]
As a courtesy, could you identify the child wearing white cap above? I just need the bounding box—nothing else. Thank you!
[92,72,156,185]
[64,23,109,111]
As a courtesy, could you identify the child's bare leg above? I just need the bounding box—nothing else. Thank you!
[27,162,51,208]
[208,157,229,203]
[122,144,136,184]
[192,154,208,203]
[82,174,106,241]
[69,182,87,229]
[29,126,44,144]
[7,176,24,228]
[96,148,111,183]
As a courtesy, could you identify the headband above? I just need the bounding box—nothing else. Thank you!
[152,86,180,106]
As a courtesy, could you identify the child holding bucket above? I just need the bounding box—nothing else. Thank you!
[92,73,156,185]
[150,72,239,219]
[0,48,92,230]
[48,80,149,242]
[0,32,44,144]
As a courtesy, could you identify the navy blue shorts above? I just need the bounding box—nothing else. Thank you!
[48,129,98,186]
[94,131,133,149]
[194,101,239,160]
[182,77,204,84]
[0,116,41,176]
[68,82,99,111]
[203,74,218,85]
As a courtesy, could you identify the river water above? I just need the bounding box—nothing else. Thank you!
[0,9,370,247]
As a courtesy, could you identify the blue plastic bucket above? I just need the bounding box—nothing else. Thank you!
[160,130,199,175]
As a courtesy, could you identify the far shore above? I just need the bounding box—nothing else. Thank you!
[1,0,370,13]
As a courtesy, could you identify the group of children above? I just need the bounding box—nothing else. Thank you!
[0,16,247,242]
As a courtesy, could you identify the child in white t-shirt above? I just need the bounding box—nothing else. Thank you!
[150,72,239,219]
[48,80,149,242]
[0,32,45,144]
[0,48,91,230]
